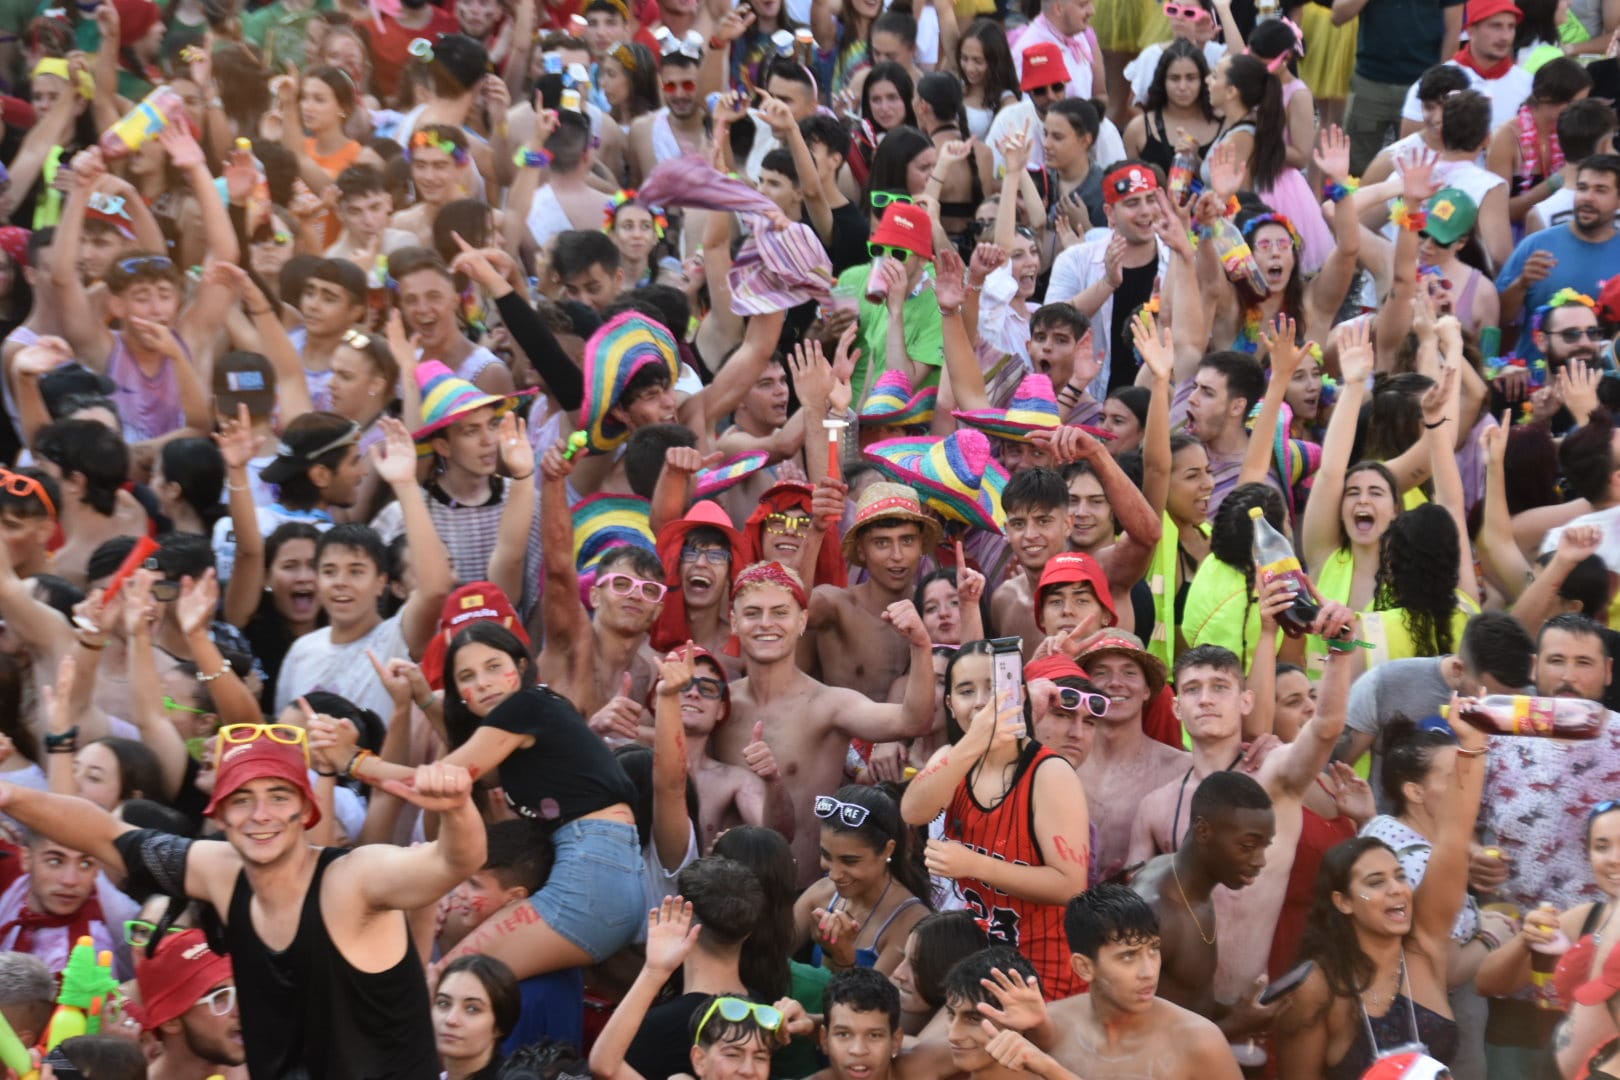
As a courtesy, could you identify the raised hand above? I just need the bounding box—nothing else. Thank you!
[449,231,509,293]
[1131,309,1174,384]
[934,246,967,311]
[1332,317,1374,386]
[1328,761,1375,824]
[1256,571,1298,634]
[1398,145,1439,205]
[158,126,206,170]
[645,896,702,974]
[1260,314,1302,377]
[881,599,930,648]
[656,642,696,698]
[1033,423,1106,464]
[664,445,722,477]
[540,439,575,482]
[1420,363,1459,426]
[176,569,220,638]
[968,242,1007,287]
[976,966,1046,1031]
[937,138,973,167]
[954,541,986,606]
[1556,523,1603,566]
[302,695,360,770]
[215,402,257,471]
[11,337,72,379]
[367,648,424,712]
[120,570,158,639]
[498,411,534,480]
[1207,140,1245,200]
[371,417,419,486]
[1103,232,1127,289]
[1312,124,1350,183]
[742,721,780,781]
[1558,359,1601,425]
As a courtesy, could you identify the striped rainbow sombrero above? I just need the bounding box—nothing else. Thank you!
[864,429,1009,534]
[859,369,937,428]
[953,373,1062,443]
[411,361,535,452]
[573,492,656,604]
[580,312,680,454]
[694,451,769,499]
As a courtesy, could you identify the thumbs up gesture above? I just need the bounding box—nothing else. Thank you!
[742,720,781,782]
[588,672,644,743]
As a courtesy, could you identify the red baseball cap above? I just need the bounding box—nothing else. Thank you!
[133,929,234,1030]
[870,202,935,261]
[1034,552,1117,632]
[1020,42,1071,93]
[1466,0,1522,25]
[1025,655,1086,682]
[420,581,530,690]
[203,737,321,828]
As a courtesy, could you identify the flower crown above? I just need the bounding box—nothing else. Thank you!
[603,190,668,238]
[1531,287,1596,334]
[409,129,469,165]
[1241,212,1302,250]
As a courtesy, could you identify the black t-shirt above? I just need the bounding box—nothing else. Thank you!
[1108,260,1159,394]
[483,686,638,827]
[823,201,871,277]
[626,992,724,1080]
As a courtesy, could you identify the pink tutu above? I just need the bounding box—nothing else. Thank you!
[1257,167,1333,276]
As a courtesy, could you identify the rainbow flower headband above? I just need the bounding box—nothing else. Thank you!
[1531,287,1595,334]
[1241,212,1302,251]
[603,190,668,238]
[409,129,469,165]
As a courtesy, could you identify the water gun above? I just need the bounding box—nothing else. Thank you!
[0,1007,35,1080]
[42,936,118,1051]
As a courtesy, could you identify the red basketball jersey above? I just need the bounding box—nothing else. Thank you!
[944,743,1085,1001]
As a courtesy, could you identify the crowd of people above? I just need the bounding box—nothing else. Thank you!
[0,0,1611,1073]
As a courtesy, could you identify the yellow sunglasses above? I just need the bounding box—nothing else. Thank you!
[215,723,309,763]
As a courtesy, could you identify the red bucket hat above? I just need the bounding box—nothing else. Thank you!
[1020,42,1071,92]
[203,736,320,828]
[869,202,935,261]
[133,930,233,1030]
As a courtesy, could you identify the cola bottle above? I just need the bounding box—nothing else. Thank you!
[1447,696,1608,740]
[1250,506,1320,638]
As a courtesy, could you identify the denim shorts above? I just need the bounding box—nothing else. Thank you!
[531,818,647,962]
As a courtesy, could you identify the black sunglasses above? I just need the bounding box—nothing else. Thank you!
[1553,326,1605,343]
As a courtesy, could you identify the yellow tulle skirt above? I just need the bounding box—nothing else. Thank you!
[1299,4,1357,100]
[1094,0,1167,51]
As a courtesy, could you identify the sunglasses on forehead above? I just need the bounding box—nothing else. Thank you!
[1163,2,1211,18]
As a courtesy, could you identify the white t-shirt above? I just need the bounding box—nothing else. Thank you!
[211,504,335,585]
[987,99,1126,173]
[1126,41,1226,106]
[1401,61,1534,134]
[274,612,410,722]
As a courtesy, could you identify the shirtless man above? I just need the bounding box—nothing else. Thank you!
[1126,638,1354,1003]
[390,124,479,248]
[627,43,709,182]
[801,483,940,703]
[538,443,664,719]
[1130,771,1276,1037]
[1076,632,1187,882]
[989,468,1074,658]
[1039,425,1162,635]
[712,562,936,886]
[1044,885,1243,1080]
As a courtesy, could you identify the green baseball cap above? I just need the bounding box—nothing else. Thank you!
[1423,187,1478,245]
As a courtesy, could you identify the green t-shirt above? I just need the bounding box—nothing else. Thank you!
[242,0,332,68]
[833,262,945,405]
[771,961,832,1079]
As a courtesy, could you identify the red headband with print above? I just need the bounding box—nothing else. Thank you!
[733,561,808,608]
[1103,164,1160,205]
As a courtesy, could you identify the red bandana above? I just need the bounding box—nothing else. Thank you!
[1453,44,1513,81]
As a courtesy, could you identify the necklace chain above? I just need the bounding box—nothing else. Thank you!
[1170,857,1215,945]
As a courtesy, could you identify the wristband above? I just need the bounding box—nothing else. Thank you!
[513,148,553,168]
[938,303,962,316]
[344,748,375,780]
[1322,176,1360,202]
[1456,745,1488,757]
[1390,198,1427,233]
[709,35,724,49]
[1423,417,1451,429]
[196,665,229,683]
[44,727,79,754]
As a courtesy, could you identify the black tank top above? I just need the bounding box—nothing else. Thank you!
[224,846,439,1079]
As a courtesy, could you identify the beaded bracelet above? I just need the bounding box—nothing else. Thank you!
[1322,176,1360,202]
[1390,198,1428,233]
[513,148,553,168]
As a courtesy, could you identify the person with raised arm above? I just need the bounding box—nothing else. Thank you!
[711,562,937,888]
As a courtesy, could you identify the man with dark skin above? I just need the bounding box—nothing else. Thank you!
[800,483,940,703]
[1130,771,1275,1036]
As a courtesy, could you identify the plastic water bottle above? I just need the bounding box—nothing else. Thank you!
[1249,506,1320,637]
[99,85,188,160]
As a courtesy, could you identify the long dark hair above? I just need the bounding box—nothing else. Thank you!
[866,125,933,214]
[1224,53,1285,189]
[818,784,934,911]
[908,910,990,1010]
[607,42,660,120]
[1210,484,1288,663]
[1234,208,1306,319]
[1362,373,1434,465]
[861,62,918,133]
[436,954,521,1040]
[711,826,796,1000]
[958,19,1020,108]
[1297,836,1400,998]
[441,623,538,749]
[1516,0,1563,51]
[160,438,227,533]
[1145,38,1214,118]
[1373,503,1460,657]
[917,71,969,135]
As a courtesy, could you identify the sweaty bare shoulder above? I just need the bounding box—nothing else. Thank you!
[1166,1003,1243,1079]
